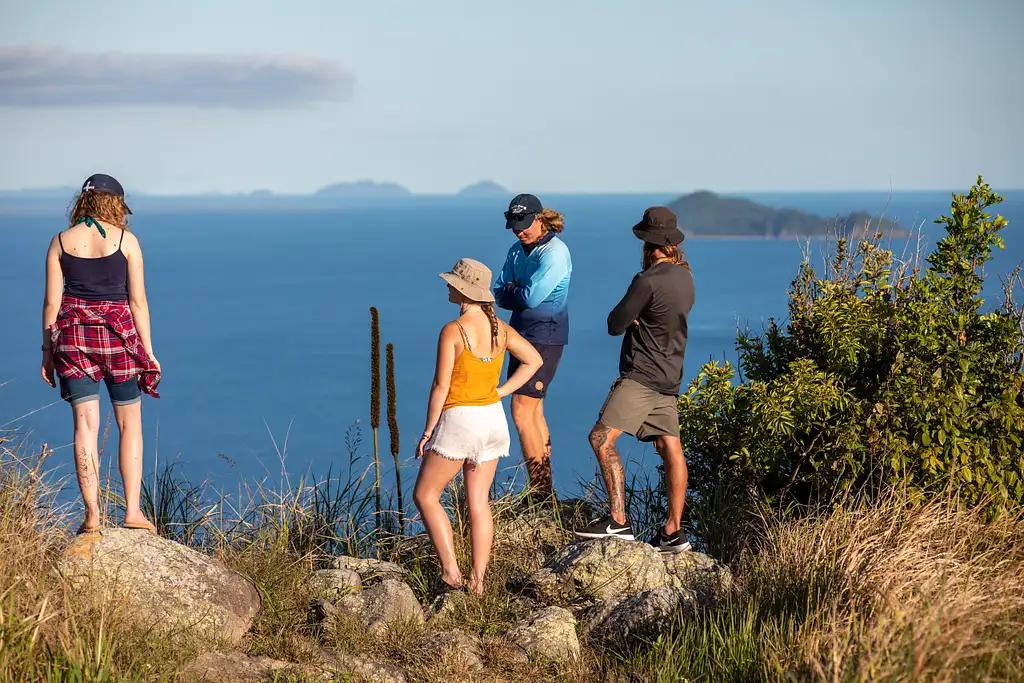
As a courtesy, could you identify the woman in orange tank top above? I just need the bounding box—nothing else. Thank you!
[414,258,542,595]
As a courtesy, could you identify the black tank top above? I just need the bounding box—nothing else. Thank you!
[59,229,129,302]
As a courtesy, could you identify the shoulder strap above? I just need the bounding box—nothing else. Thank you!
[117,228,126,251]
[57,232,64,254]
[453,321,472,354]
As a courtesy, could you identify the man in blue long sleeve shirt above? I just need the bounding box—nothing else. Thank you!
[494,193,572,497]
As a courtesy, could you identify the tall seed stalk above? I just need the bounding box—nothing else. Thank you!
[386,342,404,534]
[369,307,382,528]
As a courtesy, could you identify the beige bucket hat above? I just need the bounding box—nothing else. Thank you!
[440,258,495,303]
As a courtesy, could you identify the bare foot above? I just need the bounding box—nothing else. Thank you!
[468,570,484,595]
[440,570,464,590]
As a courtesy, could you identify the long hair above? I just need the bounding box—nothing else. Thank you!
[68,191,130,231]
[537,209,565,234]
[480,303,501,352]
[642,242,690,271]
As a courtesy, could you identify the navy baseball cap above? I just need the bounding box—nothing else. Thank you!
[82,173,132,214]
[504,193,542,231]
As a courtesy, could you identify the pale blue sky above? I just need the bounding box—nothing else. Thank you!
[1,0,1021,194]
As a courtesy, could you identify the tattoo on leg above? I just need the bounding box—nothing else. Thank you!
[526,457,553,496]
[75,446,95,487]
[590,424,626,521]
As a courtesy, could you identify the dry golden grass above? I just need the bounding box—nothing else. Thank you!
[760,494,1024,682]
[3,426,1021,683]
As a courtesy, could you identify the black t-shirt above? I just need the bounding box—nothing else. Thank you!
[606,261,695,395]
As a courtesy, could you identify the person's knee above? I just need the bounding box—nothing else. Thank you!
[655,436,684,459]
[413,479,441,511]
[73,403,101,435]
[466,494,492,519]
[589,423,618,454]
[412,486,431,512]
[114,404,142,433]
[511,396,537,428]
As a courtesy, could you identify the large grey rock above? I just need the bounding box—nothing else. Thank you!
[57,528,259,646]
[308,568,362,602]
[180,651,323,682]
[507,606,580,661]
[428,589,473,621]
[584,585,697,648]
[663,550,733,604]
[527,537,671,602]
[419,629,484,671]
[336,578,425,633]
[313,648,409,683]
[331,555,409,584]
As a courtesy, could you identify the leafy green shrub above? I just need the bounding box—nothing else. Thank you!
[679,177,1024,520]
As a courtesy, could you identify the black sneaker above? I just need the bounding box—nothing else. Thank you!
[650,528,692,554]
[573,515,635,541]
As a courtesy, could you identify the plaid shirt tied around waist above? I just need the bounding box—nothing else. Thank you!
[50,296,161,398]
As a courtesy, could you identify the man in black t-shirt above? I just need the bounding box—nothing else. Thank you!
[574,206,695,553]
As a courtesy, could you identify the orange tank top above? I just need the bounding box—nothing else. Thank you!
[443,321,507,411]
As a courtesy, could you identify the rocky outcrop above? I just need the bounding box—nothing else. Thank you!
[507,606,580,661]
[183,650,407,683]
[664,549,733,604]
[428,589,473,620]
[57,528,259,646]
[333,578,425,634]
[526,537,672,601]
[180,651,309,683]
[312,648,409,683]
[308,568,361,602]
[582,585,697,648]
[419,629,484,671]
[330,555,409,584]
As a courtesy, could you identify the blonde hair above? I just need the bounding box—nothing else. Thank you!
[537,209,564,234]
[68,191,130,231]
[481,303,501,352]
[643,242,690,271]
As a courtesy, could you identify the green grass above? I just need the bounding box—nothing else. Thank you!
[2,421,1023,683]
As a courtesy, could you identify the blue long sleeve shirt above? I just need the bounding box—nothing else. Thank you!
[493,234,572,346]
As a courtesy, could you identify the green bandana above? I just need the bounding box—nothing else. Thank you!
[74,216,106,238]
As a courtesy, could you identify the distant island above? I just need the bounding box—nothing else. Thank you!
[456,180,508,197]
[667,191,909,239]
[314,180,412,197]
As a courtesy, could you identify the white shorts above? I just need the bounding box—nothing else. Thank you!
[428,402,511,466]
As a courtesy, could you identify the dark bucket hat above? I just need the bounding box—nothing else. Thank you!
[632,206,683,246]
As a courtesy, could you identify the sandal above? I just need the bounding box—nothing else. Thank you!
[431,575,467,595]
[122,520,157,534]
[76,521,101,535]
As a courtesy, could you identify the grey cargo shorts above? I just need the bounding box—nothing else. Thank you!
[597,378,680,442]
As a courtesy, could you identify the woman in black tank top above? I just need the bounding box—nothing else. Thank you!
[40,174,161,536]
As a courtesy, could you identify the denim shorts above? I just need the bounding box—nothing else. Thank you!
[59,375,142,406]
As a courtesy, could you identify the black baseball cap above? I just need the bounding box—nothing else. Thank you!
[504,193,543,231]
[82,173,132,214]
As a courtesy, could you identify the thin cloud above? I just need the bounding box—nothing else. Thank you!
[0,45,354,108]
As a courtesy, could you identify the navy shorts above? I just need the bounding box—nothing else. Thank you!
[59,375,141,407]
[508,344,564,399]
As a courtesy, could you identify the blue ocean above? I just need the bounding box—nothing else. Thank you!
[2,191,1021,500]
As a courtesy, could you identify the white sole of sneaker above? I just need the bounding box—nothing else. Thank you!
[658,542,693,553]
[573,531,636,542]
